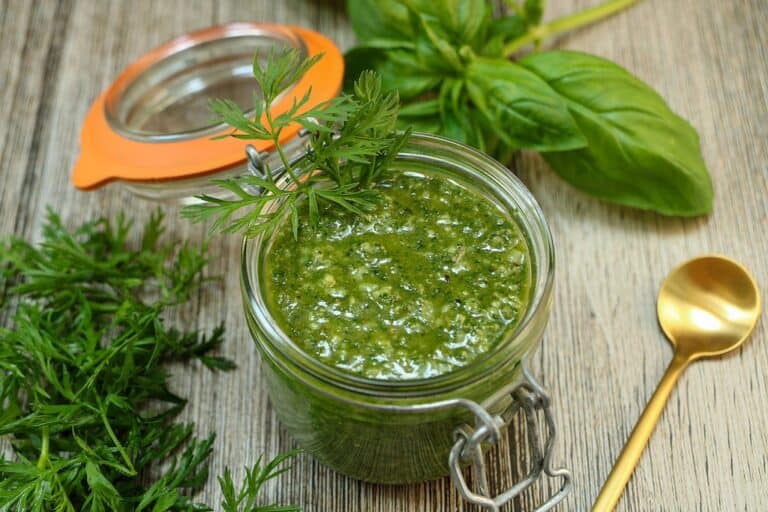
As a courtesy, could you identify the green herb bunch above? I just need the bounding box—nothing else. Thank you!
[182,50,409,238]
[0,211,298,511]
[344,0,714,216]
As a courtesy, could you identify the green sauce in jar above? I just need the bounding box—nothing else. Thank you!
[264,171,532,380]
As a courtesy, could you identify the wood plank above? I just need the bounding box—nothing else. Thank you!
[0,0,69,237]
[0,0,766,510]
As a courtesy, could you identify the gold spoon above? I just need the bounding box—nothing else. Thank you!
[592,255,761,511]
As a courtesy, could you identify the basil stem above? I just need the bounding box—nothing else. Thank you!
[503,0,639,55]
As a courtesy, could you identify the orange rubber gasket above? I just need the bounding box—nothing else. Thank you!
[72,23,343,190]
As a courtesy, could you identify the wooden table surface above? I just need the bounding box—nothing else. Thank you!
[1,0,766,510]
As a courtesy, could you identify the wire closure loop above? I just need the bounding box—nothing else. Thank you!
[449,368,572,511]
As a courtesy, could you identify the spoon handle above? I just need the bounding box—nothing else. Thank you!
[592,353,689,511]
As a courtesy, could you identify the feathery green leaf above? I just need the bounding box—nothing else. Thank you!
[182,51,406,238]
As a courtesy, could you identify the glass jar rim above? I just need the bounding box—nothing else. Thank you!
[104,26,307,142]
[241,133,555,398]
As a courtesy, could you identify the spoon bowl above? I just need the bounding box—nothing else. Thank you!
[657,255,761,358]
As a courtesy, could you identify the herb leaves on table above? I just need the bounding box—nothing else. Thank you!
[219,450,301,512]
[344,0,714,217]
[182,49,408,238]
[0,211,299,511]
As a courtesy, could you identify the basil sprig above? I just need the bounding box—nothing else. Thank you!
[344,0,713,216]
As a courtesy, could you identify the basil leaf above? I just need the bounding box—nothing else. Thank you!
[397,114,442,135]
[408,33,457,75]
[520,50,713,216]
[343,47,440,99]
[523,0,544,25]
[347,0,412,42]
[343,47,386,91]
[443,106,488,152]
[484,15,528,56]
[438,80,478,148]
[348,38,416,51]
[408,10,463,71]
[489,14,528,39]
[405,0,491,47]
[399,99,440,117]
[397,98,440,133]
[465,58,587,152]
[380,53,442,99]
[397,99,442,137]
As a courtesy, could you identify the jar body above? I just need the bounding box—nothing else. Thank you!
[241,133,555,484]
[250,319,529,483]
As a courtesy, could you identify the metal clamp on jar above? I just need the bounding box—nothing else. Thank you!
[449,369,571,511]
[72,22,572,511]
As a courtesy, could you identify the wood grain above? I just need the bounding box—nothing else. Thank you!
[0,0,766,510]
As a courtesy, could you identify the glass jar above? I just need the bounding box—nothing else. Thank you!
[242,133,570,510]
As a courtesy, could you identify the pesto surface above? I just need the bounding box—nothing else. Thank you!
[264,172,531,380]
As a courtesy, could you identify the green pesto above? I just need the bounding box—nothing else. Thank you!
[264,171,531,380]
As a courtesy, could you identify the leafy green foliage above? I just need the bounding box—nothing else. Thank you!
[182,49,408,238]
[465,57,586,151]
[346,0,412,42]
[484,14,528,55]
[344,0,714,216]
[219,450,301,512]
[0,211,300,511]
[521,51,713,215]
[520,0,545,26]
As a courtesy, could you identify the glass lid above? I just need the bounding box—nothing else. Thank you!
[72,23,343,191]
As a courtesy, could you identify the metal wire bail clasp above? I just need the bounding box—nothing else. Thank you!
[449,368,572,511]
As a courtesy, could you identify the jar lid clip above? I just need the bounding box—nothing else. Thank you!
[448,368,572,512]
